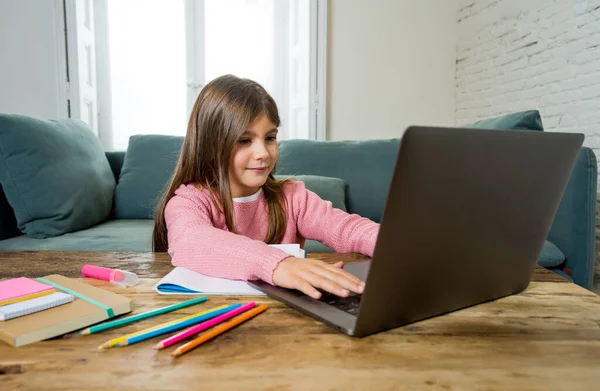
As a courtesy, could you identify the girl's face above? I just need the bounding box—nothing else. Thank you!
[228,113,279,198]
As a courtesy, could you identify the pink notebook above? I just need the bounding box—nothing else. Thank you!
[0,277,55,306]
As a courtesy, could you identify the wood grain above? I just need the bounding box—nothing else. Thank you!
[0,251,598,391]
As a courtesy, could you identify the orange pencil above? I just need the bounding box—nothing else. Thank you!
[170,304,268,357]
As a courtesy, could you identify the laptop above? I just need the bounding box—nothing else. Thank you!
[249,126,584,337]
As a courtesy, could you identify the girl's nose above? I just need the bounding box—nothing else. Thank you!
[253,143,269,159]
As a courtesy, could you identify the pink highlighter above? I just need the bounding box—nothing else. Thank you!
[81,265,139,287]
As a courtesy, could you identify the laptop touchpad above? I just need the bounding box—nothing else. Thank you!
[343,261,371,281]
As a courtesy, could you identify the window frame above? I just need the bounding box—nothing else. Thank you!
[61,0,327,149]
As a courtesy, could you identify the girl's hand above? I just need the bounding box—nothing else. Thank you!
[272,257,365,299]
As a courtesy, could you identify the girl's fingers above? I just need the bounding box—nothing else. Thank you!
[308,262,364,294]
[324,263,364,286]
[294,278,322,299]
[276,258,365,299]
[301,270,351,298]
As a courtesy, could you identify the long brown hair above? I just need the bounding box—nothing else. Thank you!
[153,75,290,252]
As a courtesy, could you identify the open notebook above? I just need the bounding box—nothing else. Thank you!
[154,244,306,295]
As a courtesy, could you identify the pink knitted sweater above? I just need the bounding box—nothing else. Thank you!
[164,181,380,284]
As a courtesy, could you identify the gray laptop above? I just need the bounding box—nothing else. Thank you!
[249,126,584,337]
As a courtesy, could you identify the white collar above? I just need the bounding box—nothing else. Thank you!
[232,187,263,203]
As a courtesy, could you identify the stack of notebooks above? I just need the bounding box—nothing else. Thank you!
[0,275,131,347]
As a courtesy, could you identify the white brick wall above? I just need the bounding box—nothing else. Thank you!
[456,0,600,292]
[456,0,600,157]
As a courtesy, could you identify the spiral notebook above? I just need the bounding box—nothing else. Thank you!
[0,292,74,321]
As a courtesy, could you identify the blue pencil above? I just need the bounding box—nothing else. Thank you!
[117,303,242,346]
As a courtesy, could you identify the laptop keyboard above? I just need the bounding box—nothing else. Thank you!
[318,291,362,315]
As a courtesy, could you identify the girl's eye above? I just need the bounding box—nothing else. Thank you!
[237,139,251,145]
[266,136,277,142]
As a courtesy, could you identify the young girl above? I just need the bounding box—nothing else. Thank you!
[153,74,379,299]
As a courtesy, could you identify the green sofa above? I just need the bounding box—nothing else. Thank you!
[0,112,597,289]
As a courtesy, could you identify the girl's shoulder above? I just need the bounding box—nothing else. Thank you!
[170,183,215,206]
[280,177,307,194]
[279,178,310,204]
[164,183,219,220]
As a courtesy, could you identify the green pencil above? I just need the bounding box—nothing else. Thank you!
[79,296,207,335]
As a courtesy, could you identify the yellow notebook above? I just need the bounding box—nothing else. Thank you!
[0,275,131,347]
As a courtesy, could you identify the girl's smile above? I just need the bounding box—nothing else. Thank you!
[248,166,268,172]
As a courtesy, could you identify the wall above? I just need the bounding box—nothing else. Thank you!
[0,0,65,119]
[0,1,459,141]
[455,0,600,291]
[456,0,600,151]
[326,0,458,141]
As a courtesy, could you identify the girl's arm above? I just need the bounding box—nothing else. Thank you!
[291,181,379,256]
[164,191,291,284]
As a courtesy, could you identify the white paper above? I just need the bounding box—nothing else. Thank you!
[154,244,305,295]
[0,292,74,321]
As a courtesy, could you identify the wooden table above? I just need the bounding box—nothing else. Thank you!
[1,251,600,391]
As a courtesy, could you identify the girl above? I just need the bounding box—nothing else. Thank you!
[153,75,379,299]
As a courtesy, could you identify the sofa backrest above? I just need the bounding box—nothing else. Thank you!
[276,139,400,222]
[1,134,595,246]
[107,136,399,222]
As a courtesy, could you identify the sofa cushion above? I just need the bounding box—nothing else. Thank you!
[304,240,333,253]
[114,135,183,219]
[277,139,400,222]
[304,239,565,266]
[0,219,152,251]
[546,147,597,289]
[538,240,565,268]
[0,115,115,238]
[461,110,544,131]
[276,175,347,211]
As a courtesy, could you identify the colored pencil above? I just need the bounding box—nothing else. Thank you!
[97,304,230,349]
[80,296,207,335]
[118,304,242,346]
[171,304,268,357]
[154,302,256,350]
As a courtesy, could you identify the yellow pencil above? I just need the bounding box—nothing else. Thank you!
[98,305,229,349]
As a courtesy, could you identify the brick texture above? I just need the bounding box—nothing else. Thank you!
[456,0,600,292]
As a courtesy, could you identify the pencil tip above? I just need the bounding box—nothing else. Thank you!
[80,330,90,335]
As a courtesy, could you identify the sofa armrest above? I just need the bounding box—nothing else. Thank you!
[547,147,597,289]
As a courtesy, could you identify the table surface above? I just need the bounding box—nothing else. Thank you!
[1,251,600,391]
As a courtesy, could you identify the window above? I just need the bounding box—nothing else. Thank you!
[64,0,327,151]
